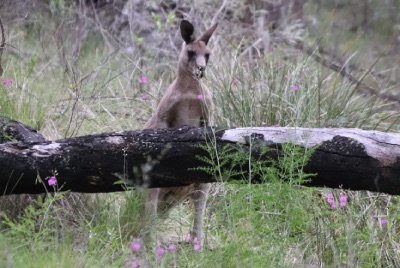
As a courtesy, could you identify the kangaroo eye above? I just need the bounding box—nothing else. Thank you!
[187,50,196,59]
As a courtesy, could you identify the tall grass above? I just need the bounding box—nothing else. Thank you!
[0,1,399,267]
[209,49,395,130]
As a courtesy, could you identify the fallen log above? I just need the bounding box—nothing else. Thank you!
[0,125,399,195]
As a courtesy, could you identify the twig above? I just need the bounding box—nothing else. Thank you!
[0,14,6,76]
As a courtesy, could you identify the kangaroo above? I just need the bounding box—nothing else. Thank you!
[142,20,218,246]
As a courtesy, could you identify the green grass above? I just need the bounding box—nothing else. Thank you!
[1,1,400,267]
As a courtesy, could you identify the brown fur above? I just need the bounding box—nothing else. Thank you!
[143,20,217,245]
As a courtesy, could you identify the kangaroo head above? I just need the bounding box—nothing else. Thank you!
[178,20,218,79]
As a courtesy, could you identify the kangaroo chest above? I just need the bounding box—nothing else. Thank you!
[169,91,212,128]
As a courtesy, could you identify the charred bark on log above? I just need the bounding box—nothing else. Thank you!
[0,116,46,143]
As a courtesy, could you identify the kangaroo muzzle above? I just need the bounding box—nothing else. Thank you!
[195,57,207,78]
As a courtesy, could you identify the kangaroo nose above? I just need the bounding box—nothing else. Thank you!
[198,66,205,71]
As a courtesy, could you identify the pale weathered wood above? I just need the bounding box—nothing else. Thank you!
[0,126,399,195]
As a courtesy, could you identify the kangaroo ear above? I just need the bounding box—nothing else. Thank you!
[198,22,218,45]
[180,20,195,44]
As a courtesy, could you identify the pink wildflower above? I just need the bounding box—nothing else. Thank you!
[193,236,201,251]
[156,247,165,262]
[3,78,13,86]
[327,193,334,203]
[138,75,149,84]
[168,244,176,251]
[197,95,203,100]
[130,242,141,252]
[48,176,57,186]
[293,85,299,91]
[184,233,191,242]
[381,218,388,225]
[132,257,138,268]
[339,194,348,207]
[327,193,337,208]
[140,94,149,100]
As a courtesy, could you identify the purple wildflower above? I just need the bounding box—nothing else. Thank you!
[3,78,13,86]
[327,193,334,203]
[156,247,165,262]
[132,257,138,268]
[138,75,149,84]
[193,236,201,251]
[168,244,176,251]
[48,176,57,186]
[184,233,191,242]
[140,94,149,100]
[327,193,337,208]
[339,194,348,207]
[130,242,141,252]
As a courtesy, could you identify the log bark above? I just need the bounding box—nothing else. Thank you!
[0,116,46,143]
[0,125,399,195]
